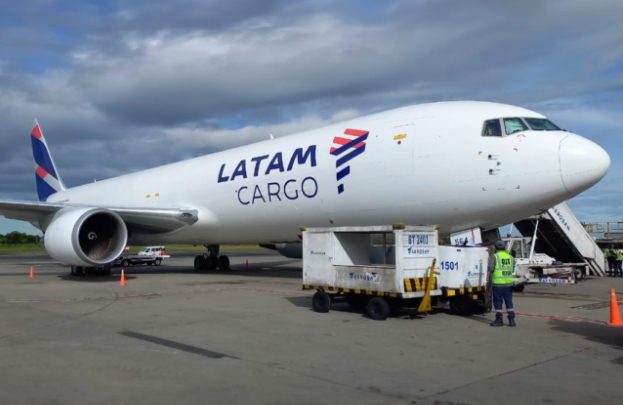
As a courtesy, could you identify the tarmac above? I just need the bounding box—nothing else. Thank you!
[1,252,622,405]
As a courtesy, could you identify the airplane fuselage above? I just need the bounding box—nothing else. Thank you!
[46,101,610,245]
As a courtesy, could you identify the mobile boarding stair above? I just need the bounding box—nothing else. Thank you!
[302,225,491,320]
[513,202,605,277]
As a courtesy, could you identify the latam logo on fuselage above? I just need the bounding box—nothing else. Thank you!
[330,129,369,194]
[217,128,369,205]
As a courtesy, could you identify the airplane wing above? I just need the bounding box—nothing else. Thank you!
[0,200,199,234]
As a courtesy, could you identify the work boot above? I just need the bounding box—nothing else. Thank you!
[508,316,516,327]
[490,315,504,327]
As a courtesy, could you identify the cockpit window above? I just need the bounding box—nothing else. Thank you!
[482,119,502,137]
[504,118,528,135]
[524,118,561,131]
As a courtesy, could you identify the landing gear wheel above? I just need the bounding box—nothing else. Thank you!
[70,266,77,276]
[217,255,230,270]
[346,295,368,311]
[513,284,525,293]
[450,296,475,316]
[101,264,112,276]
[366,297,390,320]
[74,266,85,276]
[312,291,331,313]
[206,256,218,271]
[194,255,206,271]
[154,258,162,266]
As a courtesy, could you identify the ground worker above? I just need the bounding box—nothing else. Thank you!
[604,247,614,276]
[616,247,623,278]
[488,240,516,327]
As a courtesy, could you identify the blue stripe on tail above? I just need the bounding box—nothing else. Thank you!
[31,136,58,178]
[35,175,57,202]
[30,121,65,202]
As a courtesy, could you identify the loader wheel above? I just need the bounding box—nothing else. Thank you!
[450,296,474,316]
[122,259,130,268]
[473,300,488,315]
[513,284,525,293]
[366,297,390,321]
[312,291,331,313]
[346,295,368,311]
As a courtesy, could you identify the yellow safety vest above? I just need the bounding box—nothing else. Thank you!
[604,248,611,258]
[617,250,623,261]
[493,251,514,285]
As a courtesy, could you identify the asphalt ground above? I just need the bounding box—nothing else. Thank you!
[1,252,622,405]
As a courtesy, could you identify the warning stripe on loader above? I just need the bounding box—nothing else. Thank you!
[404,277,437,293]
[444,286,486,297]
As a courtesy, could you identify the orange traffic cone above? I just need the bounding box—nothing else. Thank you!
[29,265,35,279]
[608,288,622,326]
[120,269,126,287]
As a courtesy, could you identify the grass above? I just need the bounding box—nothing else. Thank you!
[125,244,266,254]
[0,244,46,254]
[0,244,267,255]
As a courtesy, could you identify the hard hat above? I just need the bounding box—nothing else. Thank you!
[495,240,506,250]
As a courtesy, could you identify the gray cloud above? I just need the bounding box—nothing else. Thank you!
[0,0,621,223]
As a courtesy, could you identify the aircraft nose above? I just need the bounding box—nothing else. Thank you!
[559,134,610,196]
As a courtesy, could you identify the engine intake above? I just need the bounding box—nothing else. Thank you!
[44,208,128,266]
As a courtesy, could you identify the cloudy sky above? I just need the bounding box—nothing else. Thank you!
[0,0,621,234]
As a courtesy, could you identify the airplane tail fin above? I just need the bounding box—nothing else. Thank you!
[30,119,66,201]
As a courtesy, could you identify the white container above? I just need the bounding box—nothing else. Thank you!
[437,246,489,289]
[303,225,439,298]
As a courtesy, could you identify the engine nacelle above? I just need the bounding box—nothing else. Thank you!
[274,242,302,259]
[44,208,128,266]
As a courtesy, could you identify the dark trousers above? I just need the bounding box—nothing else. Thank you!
[493,286,515,318]
[616,260,623,277]
[608,258,616,276]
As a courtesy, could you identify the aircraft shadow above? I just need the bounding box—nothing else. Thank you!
[113,260,302,278]
[284,295,432,320]
[548,319,623,351]
[57,274,137,283]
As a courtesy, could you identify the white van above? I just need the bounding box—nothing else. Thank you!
[137,246,170,258]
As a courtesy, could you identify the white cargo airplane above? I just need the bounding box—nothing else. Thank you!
[0,101,610,274]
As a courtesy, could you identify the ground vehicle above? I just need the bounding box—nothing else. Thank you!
[302,225,489,320]
[138,246,168,257]
[504,236,585,291]
[113,255,163,267]
[113,246,170,267]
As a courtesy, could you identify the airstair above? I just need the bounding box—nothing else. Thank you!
[512,202,606,276]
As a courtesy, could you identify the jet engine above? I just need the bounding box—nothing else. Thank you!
[43,208,128,266]
[260,242,303,259]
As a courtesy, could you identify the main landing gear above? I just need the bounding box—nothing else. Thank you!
[194,245,230,271]
[70,264,113,277]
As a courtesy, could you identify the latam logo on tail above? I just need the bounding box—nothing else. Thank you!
[330,129,369,194]
[31,124,64,202]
